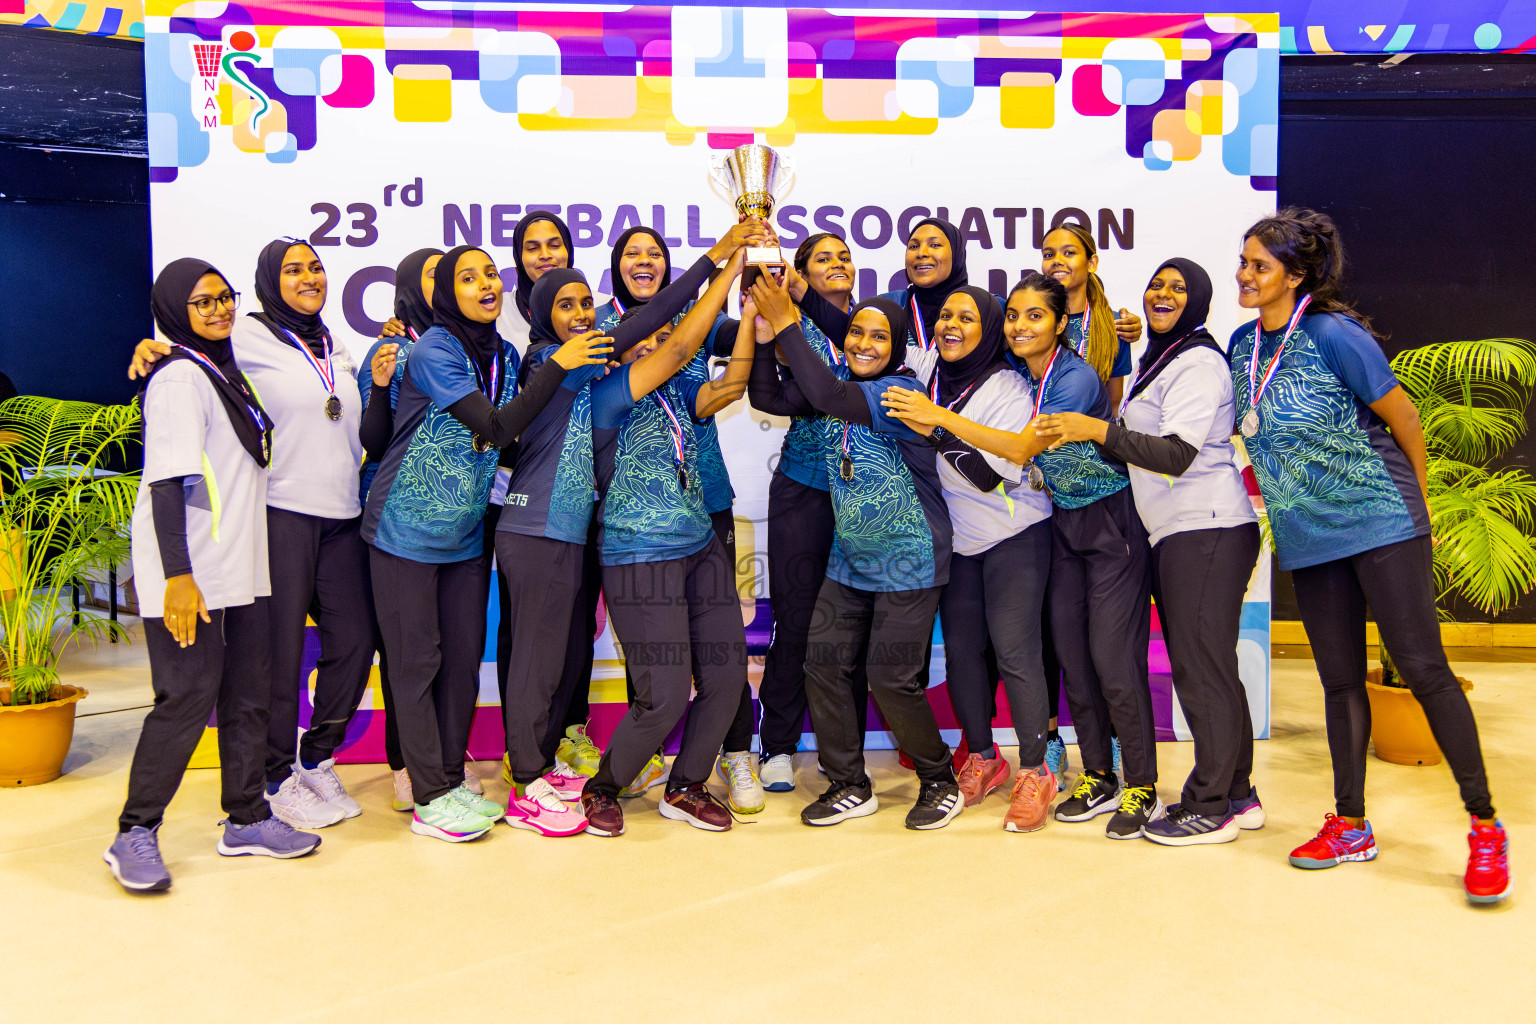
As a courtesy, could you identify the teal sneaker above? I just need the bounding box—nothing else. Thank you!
[411,793,496,843]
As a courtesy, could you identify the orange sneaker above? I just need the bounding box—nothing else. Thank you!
[1004,765,1059,833]
[957,751,1010,806]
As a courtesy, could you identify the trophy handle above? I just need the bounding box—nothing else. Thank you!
[708,151,735,204]
[774,152,795,202]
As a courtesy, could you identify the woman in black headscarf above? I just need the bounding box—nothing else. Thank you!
[500,211,576,350]
[109,259,321,894]
[1037,257,1263,846]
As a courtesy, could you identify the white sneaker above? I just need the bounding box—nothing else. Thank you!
[294,758,362,819]
[462,763,484,796]
[715,750,765,814]
[760,753,796,792]
[265,773,346,829]
[392,768,413,812]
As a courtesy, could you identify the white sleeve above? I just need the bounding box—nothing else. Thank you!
[962,374,1031,483]
[141,366,210,485]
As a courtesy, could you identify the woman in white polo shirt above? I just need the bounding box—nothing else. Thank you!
[1036,258,1261,845]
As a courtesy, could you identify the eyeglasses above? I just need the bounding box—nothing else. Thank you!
[188,291,240,317]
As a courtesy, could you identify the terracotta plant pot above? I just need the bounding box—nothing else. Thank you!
[0,685,89,786]
[1365,668,1473,767]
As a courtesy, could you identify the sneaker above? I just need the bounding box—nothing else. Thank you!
[1003,765,1058,834]
[265,773,346,829]
[1142,804,1238,846]
[505,778,588,837]
[956,751,1010,806]
[557,723,602,777]
[581,790,625,837]
[802,778,878,827]
[716,751,766,814]
[462,763,484,796]
[103,825,171,893]
[1055,771,1121,822]
[619,752,669,798]
[392,768,413,812]
[448,783,504,820]
[294,759,362,819]
[760,753,796,792]
[1288,814,1378,869]
[217,816,322,858]
[899,737,969,773]
[411,793,497,843]
[1230,789,1266,830]
[1465,818,1511,904]
[906,778,964,830]
[1044,736,1069,790]
[542,765,588,801]
[1111,737,1123,776]
[1107,785,1162,839]
[660,784,733,832]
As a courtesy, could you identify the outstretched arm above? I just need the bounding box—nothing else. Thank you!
[696,295,759,418]
[443,333,611,448]
[751,274,871,426]
[626,248,748,402]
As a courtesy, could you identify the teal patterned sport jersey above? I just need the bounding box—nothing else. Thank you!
[1008,346,1128,510]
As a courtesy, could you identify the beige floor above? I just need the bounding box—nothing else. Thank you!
[3,623,1531,1023]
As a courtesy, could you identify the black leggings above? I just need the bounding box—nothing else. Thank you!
[941,521,1052,766]
[1291,534,1494,819]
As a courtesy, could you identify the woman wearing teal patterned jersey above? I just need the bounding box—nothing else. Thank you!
[1229,208,1506,901]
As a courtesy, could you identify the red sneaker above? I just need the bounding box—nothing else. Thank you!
[899,737,969,772]
[1465,818,1511,904]
[1288,814,1378,869]
[956,751,1010,806]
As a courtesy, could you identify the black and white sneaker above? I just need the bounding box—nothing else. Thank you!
[801,779,878,826]
[1106,784,1163,839]
[1054,771,1121,822]
[905,779,964,830]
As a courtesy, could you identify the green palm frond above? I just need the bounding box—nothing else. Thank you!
[1392,338,1536,462]
[1426,459,1536,616]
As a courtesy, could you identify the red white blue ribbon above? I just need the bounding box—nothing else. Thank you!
[1030,345,1062,419]
[277,326,336,396]
[171,344,268,433]
[652,390,686,470]
[1119,325,1204,418]
[1246,294,1311,413]
[468,346,501,405]
[610,294,627,317]
[909,294,931,351]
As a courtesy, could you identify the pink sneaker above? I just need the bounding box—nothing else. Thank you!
[543,765,588,801]
[505,778,587,837]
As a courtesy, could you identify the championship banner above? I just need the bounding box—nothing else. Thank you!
[143,2,1277,763]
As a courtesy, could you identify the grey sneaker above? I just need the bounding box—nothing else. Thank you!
[1142,804,1239,846]
[1231,789,1266,830]
[217,816,322,859]
[104,826,172,893]
[760,753,796,792]
[293,758,362,818]
[265,773,346,829]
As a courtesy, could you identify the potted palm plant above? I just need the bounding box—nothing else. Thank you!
[1368,337,1536,765]
[0,395,140,786]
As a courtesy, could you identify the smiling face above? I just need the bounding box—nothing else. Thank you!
[621,324,672,365]
[844,308,894,378]
[1040,228,1096,295]
[420,253,442,307]
[453,250,503,323]
[618,232,666,302]
[550,281,595,341]
[521,220,568,283]
[905,225,952,289]
[1236,235,1302,311]
[935,293,983,363]
[804,236,854,298]
[1004,288,1066,362]
[189,272,236,341]
[279,244,326,315]
[1144,267,1187,334]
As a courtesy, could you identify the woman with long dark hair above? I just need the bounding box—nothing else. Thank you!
[1228,208,1507,900]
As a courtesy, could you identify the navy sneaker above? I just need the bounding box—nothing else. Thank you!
[103,825,172,893]
[217,817,322,859]
[1230,789,1266,830]
[1142,804,1240,846]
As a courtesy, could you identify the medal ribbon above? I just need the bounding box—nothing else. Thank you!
[610,294,627,317]
[1118,326,1204,418]
[909,295,931,351]
[1030,345,1062,420]
[171,344,269,435]
[928,374,980,411]
[278,327,336,397]
[1246,294,1311,413]
[653,391,687,473]
[467,345,502,405]
[1071,308,1090,358]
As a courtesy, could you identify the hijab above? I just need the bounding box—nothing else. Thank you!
[844,296,912,380]
[527,268,589,346]
[393,247,442,338]
[512,212,575,325]
[1128,257,1218,403]
[432,245,502,379]
[905,216,969,343]
[250,237,328,347]
[148,258,270,467]
[934,285,1006,408]
[609,227,671,311]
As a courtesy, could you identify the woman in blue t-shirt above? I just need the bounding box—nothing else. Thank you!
[747,276,963,832]
[1228,208,1506,901]
[910,273,1160,840]
[361,245,610,844]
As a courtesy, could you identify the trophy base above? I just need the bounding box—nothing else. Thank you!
[745,246,785,269]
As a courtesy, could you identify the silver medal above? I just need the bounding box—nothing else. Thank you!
[1240,409,1259,438]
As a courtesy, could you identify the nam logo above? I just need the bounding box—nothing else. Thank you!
[191,31,270,132]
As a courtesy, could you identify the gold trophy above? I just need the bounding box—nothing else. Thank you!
[709,144,795,277]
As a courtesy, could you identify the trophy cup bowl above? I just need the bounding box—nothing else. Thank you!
[709,144,794,272]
